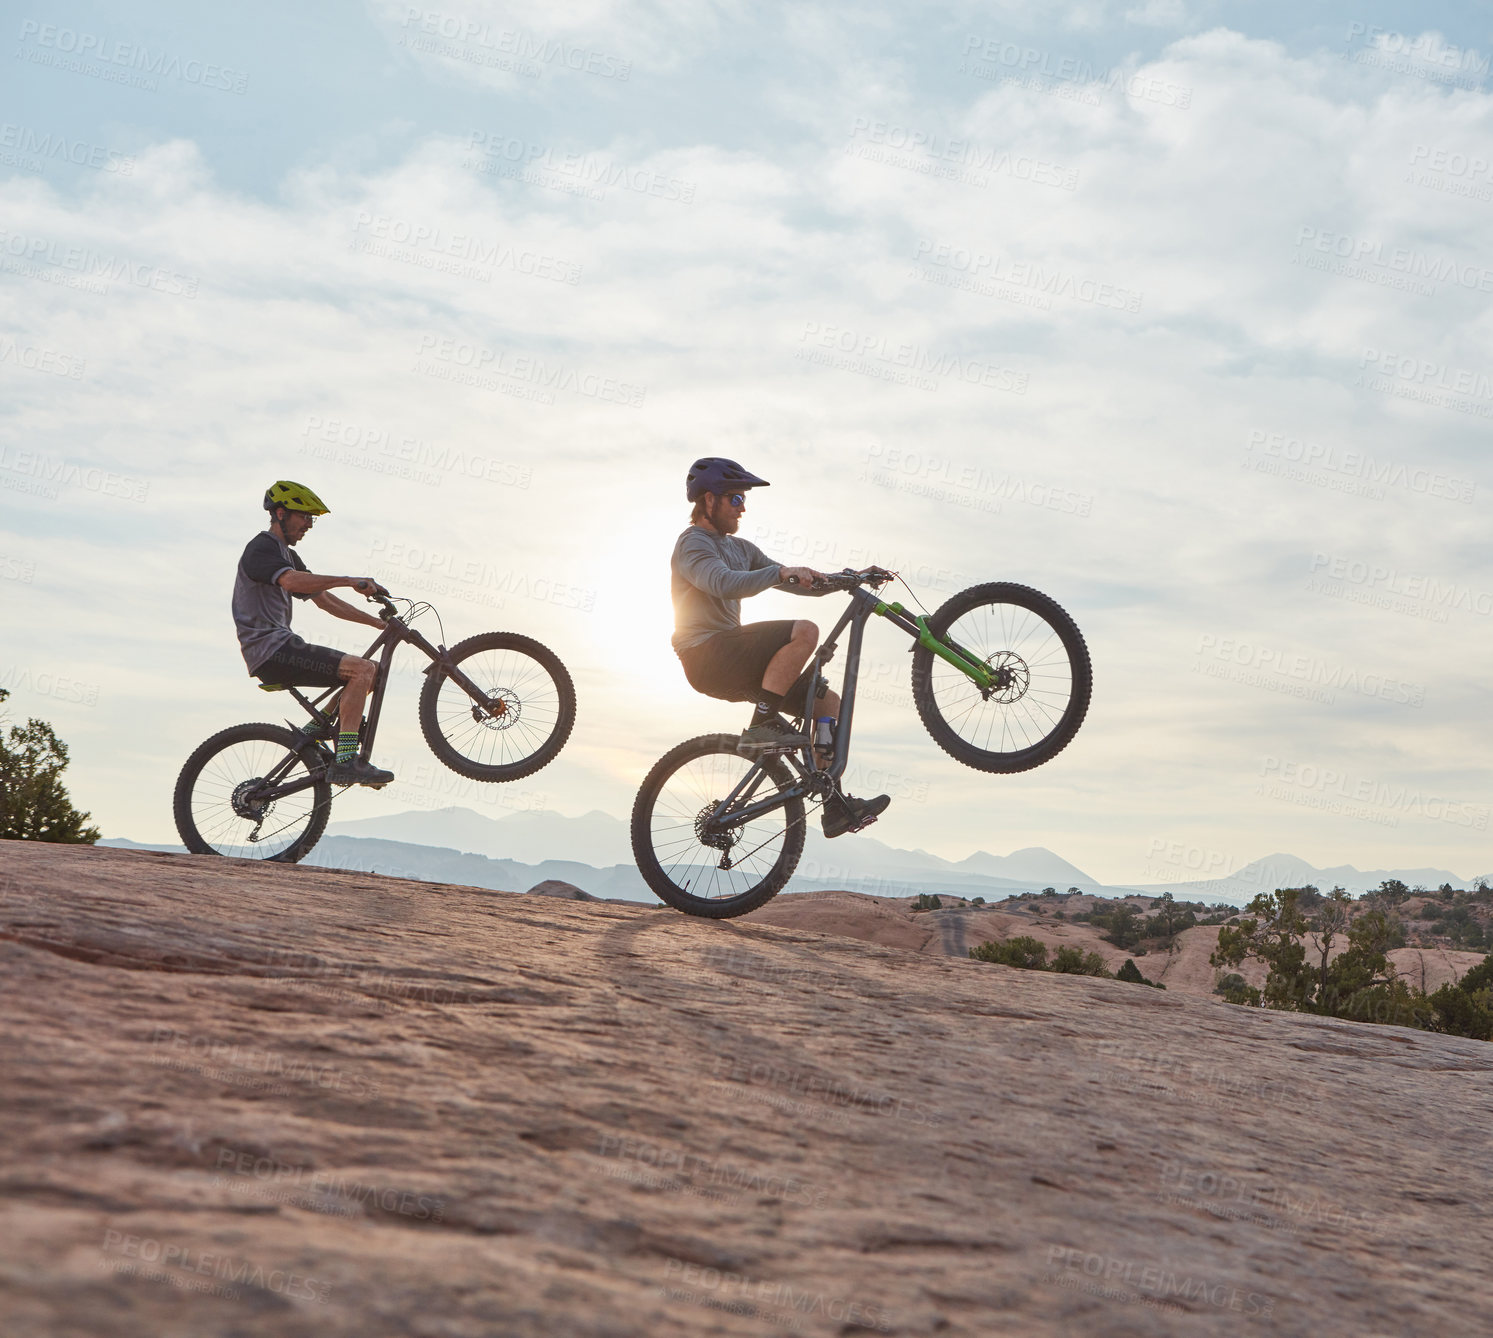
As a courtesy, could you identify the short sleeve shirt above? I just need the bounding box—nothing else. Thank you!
[231,531,311,673]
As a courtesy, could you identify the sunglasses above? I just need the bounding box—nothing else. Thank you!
[721,493,746,508]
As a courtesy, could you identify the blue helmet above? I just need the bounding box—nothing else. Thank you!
[686,457,770,502]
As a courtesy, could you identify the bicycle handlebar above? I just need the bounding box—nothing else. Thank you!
[786,566,895,592]
[354,580,399,621]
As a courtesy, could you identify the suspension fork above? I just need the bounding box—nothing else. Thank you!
[871,598,996,690]
[403,626,498,710]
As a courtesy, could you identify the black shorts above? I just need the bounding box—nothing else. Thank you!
[677,621,825,714]
[252,637,348,688]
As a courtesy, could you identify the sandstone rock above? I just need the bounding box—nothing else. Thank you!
[0,840,1490,1336]
[526,879,598,901]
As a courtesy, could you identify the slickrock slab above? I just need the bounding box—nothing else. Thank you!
[0,840,1490,1337]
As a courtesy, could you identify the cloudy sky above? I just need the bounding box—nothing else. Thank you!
[3,0,1491,886]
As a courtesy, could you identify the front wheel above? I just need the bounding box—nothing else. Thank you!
[173,722,332,861]
[418,632,576,782]
[910,582,1091,774]
[631,734,806,918]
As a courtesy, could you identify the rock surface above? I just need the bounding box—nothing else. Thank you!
[1,841,1490,1337]
[746,893,1487,1000]
[525,879,599,901]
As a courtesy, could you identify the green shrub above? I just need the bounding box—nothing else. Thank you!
[969,936,1048,969]
[1116,958,1166,988]
[1050,945,1109,976]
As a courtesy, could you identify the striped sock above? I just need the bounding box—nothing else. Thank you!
[335,731,358,763]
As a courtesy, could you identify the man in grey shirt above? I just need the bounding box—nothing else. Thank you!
[671,457,890,838]
[232,480,395,787]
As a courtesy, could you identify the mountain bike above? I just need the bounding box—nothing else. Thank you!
[174,589,575,862]
[631,568,1090,918]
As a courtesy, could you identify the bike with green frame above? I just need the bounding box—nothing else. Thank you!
[631,568,1092,918]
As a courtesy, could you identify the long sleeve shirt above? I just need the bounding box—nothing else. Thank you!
[670,525,792,651]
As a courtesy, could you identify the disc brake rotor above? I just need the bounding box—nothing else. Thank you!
[472,688,521,730]
[986,651,1030,704]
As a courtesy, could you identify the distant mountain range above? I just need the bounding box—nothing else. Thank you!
[102,805,1491,906]
[1129,852,1492,903]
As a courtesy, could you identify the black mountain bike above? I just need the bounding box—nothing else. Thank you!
[174,589,575,862]
[631,568,1091,918]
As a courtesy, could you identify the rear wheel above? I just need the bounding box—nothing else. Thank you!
[910,582,1091,774]
[631,734,806,918]
[173,722,332,861]
[418,632,576,782]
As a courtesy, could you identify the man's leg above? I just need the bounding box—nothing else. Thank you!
[329,655,393,785]
[335,655,376,738]
[760,620,818,698]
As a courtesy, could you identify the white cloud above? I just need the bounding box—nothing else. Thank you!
[4,21,1491,882]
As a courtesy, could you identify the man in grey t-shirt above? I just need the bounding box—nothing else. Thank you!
[232,480,395,788]
[671,457,890,839]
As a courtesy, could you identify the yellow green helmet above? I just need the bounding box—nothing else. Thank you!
[263,480,330,516]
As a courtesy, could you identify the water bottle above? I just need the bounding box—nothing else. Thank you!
[814,716,834,750]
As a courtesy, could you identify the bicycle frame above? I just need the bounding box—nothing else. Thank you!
[247,604,498,804]
[703,577,998,834]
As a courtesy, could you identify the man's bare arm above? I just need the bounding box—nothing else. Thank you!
[312,589,386,628]
[276,570,384,596]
